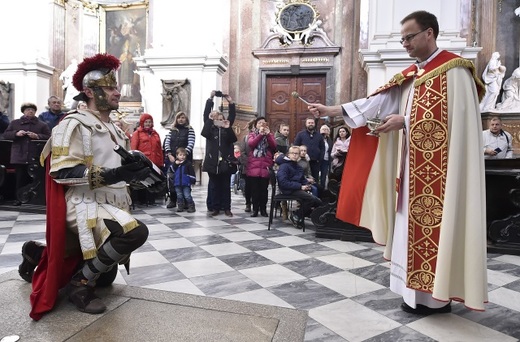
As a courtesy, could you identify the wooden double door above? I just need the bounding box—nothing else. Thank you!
[265,75,326,142]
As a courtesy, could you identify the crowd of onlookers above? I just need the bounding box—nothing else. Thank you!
[160,89,349,228]
[2,93,513,228]
[223,96,353,228]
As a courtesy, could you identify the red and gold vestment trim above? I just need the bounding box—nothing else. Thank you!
[370,50,485,101]
[406,71,448,292]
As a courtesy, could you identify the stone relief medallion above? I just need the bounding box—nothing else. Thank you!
[278,1,316,32]
[272,0,320,46]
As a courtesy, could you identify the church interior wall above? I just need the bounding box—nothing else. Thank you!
[227,0,366,133]
[136,0,231,151]
[0,0,56,117]
[2,0,518,156]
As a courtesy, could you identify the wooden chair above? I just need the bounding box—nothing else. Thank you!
[267,168,306,231]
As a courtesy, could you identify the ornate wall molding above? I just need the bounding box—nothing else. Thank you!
[259,0,335,49]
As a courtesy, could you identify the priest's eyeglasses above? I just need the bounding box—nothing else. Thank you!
[400,28,428,44]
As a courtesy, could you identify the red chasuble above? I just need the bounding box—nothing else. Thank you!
[337,50,484,292]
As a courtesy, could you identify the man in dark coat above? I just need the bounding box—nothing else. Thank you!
[38,96,66,131]
[293,117,324,181]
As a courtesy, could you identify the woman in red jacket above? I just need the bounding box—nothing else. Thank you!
[131,113,163,205]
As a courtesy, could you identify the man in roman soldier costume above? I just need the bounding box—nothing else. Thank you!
[19,53,154,320]
[309,11,488,314]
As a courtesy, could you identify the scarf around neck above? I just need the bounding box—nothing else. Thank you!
[253,130,268,158]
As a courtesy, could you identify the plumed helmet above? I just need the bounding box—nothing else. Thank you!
[72,53,120,101]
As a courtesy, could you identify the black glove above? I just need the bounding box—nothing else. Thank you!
[100,162,151,185]
[146,179,167,193]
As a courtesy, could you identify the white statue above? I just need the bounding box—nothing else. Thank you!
[271,23,292,46]
[299,20,322,46]
[60,59,80,109]
[496,67,520,111]
[480,52,506,112]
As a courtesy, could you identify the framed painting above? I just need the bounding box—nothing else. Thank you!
[100,3,148,104]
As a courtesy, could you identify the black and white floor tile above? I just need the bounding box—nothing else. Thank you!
[1,186,520,341]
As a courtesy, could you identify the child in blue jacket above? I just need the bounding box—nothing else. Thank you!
[172,147,197,212]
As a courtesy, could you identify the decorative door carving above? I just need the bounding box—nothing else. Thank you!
[265,75,325,141]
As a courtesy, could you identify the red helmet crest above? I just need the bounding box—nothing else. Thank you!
[72,53,121,92]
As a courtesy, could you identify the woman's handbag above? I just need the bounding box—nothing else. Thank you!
[218,155,239,175]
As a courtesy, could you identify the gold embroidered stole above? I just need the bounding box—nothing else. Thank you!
[406,72,448,292]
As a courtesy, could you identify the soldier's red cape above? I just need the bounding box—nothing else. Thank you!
[29,158,81,320]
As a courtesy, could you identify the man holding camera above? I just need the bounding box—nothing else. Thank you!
[483,116,513,159]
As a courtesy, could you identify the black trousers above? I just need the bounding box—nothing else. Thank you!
[82,219,149,280]
[207,173,232,211]
[14,164,31,200]
[249,176,269,212]
[309,160,320,182]
[290,190,323,218]
[243,173,252,206]
[103,219,149,256]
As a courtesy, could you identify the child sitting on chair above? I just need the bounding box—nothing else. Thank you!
[275,145,322,228]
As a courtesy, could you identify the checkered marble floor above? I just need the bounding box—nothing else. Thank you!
[1,186,520,341]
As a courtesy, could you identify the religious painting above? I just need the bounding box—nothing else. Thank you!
[100,3,148,104]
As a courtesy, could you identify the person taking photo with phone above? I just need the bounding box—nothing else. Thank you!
[202,90,237,217]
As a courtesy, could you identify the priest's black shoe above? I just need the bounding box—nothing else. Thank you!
[260,209,268,217]
[250,211,258,217]
[401,301,451,315]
